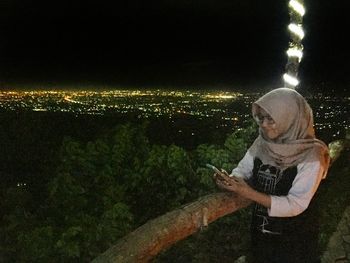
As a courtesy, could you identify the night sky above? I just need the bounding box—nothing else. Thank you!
[0,0,349,91]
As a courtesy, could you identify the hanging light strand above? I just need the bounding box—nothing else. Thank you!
[284,0,305,89]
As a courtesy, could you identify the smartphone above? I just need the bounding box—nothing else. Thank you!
[206,163,239,183]
[206,164,230,178]
[206,163,223,174]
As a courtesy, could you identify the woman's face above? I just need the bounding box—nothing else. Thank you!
[255,107,280,140]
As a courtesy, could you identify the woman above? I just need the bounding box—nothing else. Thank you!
[215,88,330,263]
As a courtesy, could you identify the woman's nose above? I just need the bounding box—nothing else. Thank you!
[260,119,269,128]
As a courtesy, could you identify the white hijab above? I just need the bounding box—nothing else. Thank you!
[249,88,330,178]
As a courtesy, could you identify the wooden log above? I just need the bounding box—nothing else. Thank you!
[92,193,251,263]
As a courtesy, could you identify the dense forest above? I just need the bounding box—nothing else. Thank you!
[0,111,349,262]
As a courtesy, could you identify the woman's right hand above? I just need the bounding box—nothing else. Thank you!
[213,169,232,190]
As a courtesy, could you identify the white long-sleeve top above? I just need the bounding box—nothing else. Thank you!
[230,151,325,217]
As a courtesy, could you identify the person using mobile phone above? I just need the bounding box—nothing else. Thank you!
[214,88,330,263]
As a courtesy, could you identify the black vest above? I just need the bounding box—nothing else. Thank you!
[250,158,316,236]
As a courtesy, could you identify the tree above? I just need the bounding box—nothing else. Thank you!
[0,121,257,262]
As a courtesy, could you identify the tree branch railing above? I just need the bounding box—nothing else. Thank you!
[92,193,251,263]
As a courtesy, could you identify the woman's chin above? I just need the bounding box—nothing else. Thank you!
[262,130,279,141]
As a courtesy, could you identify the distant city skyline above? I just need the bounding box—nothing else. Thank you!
[0,89,348,141]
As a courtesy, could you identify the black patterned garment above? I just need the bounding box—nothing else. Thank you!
[231,151,324,218]
[251,158,298,235]
[231,153,324,263]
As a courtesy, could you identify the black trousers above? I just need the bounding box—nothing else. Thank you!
[250,228,320,263]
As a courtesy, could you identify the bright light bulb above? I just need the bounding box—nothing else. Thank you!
[287,48,303,62]
[288,23,305,39]
[289,0,305,16]
[283,73,299,87]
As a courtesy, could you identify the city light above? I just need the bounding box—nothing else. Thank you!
[0,89,348,140]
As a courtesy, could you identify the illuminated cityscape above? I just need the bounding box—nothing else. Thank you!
[0,89,348,140]
[0,89,252,121]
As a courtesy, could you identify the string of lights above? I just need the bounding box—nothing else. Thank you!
[284,0,305,89]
